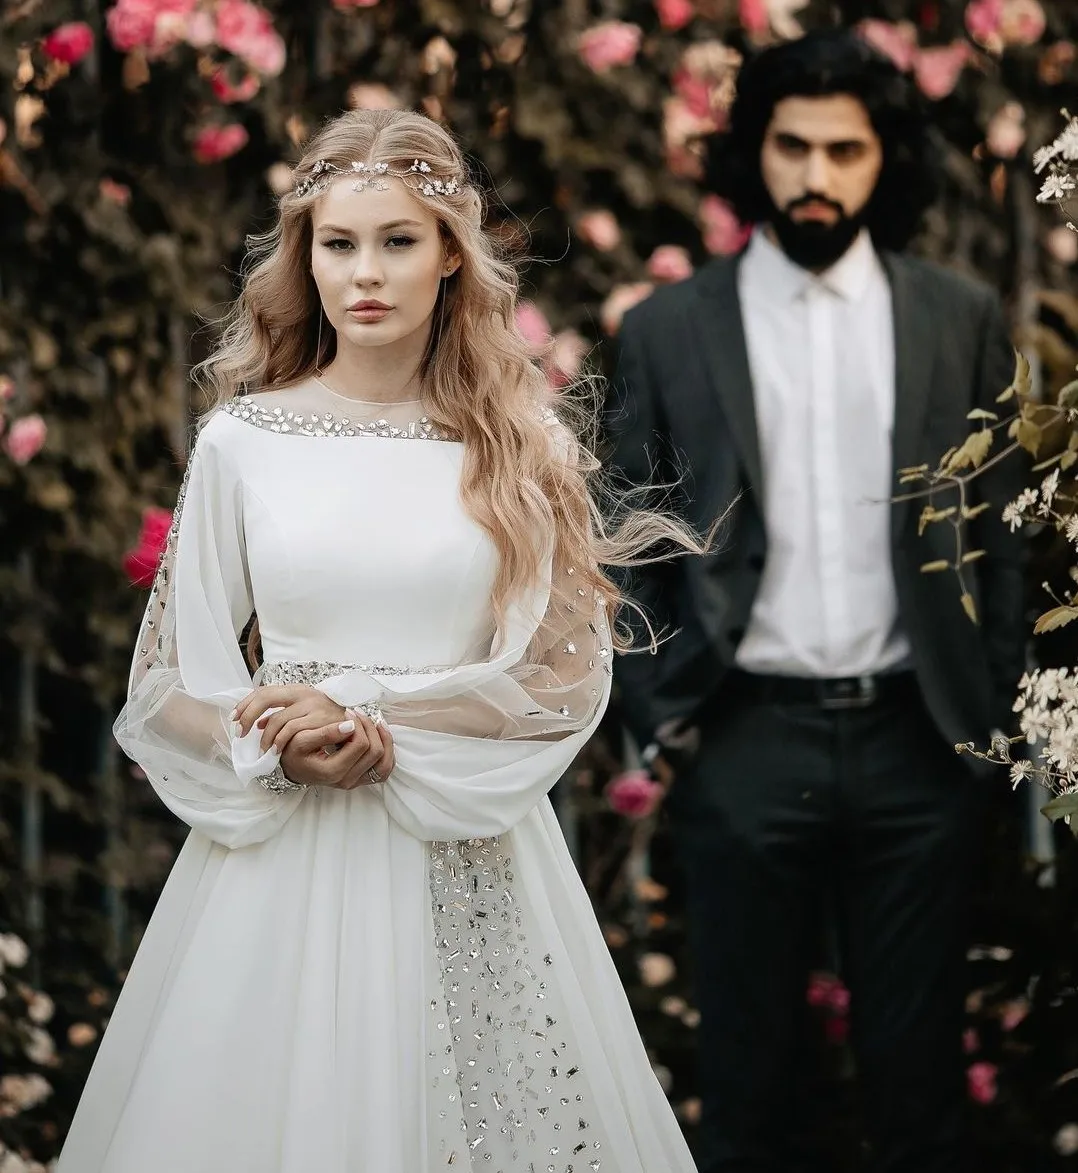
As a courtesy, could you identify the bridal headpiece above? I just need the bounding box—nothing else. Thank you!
[293,158,463,199]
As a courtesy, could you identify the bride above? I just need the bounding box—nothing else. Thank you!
[57,107,702,1172]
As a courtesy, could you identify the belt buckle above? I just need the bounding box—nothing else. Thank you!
[819,674,877,710]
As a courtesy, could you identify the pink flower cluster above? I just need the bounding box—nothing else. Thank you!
[104,0,285,76]
[806,971,850,1046]
[655,0,695,31]
[123,507,173,587]
[192,123,249,163]
[577,21,642,74]
[4,414,48,465]
[858,20,972,100]
[966,0,1046,51]
[41,22,95,66]
[605,768,665,819]
[699,195,752,257]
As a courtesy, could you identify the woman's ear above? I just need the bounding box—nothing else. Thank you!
[443,255,461,277]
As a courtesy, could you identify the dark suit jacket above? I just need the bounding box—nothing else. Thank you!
[606,249,1026,762]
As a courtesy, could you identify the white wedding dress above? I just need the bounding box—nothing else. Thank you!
[57,379,698,1173]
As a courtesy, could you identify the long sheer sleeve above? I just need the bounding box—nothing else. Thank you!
[113,415,306,849]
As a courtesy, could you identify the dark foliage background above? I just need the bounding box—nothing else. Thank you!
[2,0,1078,1168]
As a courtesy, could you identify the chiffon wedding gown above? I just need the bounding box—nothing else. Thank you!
[56,378,698,1173]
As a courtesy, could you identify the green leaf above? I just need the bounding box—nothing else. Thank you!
[960,592,979,623]
[1057,378,1078,408]
[967,408,999,421]
[1041,791,1078,823]
[962,502,991,520]
[920,559,952,573]
[961,549,986,563]
[918,505,957,535]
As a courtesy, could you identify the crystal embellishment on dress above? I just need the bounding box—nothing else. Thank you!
[222,396,453,441]
[261,660,447,686]
[427,838,604,1171]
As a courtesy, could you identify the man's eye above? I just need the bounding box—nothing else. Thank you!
[775,136,809,156]
[830,143,866,163]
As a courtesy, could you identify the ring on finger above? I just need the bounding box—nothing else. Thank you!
[367,767,381,784]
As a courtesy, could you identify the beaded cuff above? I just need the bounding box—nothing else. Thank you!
[256,764,307,793]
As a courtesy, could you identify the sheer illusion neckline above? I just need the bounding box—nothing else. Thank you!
[312,373,423,408]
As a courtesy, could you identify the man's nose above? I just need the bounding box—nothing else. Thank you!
[803,147,832,196]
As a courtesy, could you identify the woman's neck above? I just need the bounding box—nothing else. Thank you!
[319,331,429,404]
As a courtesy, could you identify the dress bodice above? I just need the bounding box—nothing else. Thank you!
[210,384,499,670]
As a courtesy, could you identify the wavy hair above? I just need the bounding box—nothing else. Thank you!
[705,29,941,251]
[193,107,707,655]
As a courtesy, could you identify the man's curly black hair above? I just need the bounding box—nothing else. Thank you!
[705,29,942,252]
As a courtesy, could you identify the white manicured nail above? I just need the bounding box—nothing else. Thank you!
[338,720,356,734]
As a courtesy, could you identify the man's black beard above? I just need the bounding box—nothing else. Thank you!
[769,202,866,271]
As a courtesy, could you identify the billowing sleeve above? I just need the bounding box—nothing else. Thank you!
[113,416,306,849]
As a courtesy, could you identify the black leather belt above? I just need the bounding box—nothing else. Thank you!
[726,668,917,710]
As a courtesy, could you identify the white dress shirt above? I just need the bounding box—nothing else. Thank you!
[734,228,911,679]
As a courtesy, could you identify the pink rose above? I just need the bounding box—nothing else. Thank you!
[985,101,1026,158]
[123,506,173,587]
[5,414,46,464]
[1046,225,1078,265]
[672,68,714,120]
[211,66,260,103]
[105,0,195,55]
[647,245,694,284]
[548,329,589,388]
[966,0,1002,48]
[606,768,665,818]
[105,0,158,52]
[967,1060,998,1104]
[42,21,95,65]
[858,19,918,72]
[192,122,249,163]
[184,10,216,48]
[515,301,551,350]
[963,1027,980,1053]
[99,177,131,205]
[655,0,694,31]
[575,209,621,252]
[806,971,840,1008]
[215,0,285,76]
[1000,0,1046,46]
[577,21,642,74]
[699,194,751,256]
[600,282,654,336]
[913,41,971,100]
[739,0,769,34]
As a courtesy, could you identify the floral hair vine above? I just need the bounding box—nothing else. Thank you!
[293,158,463,199]
[1034,109,1078,209]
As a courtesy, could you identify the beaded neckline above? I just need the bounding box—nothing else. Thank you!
[221,395,454,441]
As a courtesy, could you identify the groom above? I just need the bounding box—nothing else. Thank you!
[607,30,1025,1173]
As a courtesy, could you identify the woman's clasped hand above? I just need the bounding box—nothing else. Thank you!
[231,684,395,790]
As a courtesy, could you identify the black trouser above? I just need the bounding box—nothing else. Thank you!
[669,673,975,1173]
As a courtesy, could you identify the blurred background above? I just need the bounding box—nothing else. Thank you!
[2,0,1078,1169]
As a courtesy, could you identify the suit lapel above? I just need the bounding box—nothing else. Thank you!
[691,257,764,498]
[885,253,938,532]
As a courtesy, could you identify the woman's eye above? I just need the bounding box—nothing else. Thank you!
[322,238,352,251]
[386,234,416,249]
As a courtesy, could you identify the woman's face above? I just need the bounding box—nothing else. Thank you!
[310,177,458,353]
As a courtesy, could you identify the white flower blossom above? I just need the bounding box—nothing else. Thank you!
[0,935,28,969]
[1041,467,1061,509]
[1009,760,1033,788]
[1057,120,1078,161]
[1033,142,1060,173]
[1020,704,1053,743]
[26,992,54,1025]
[1055,1123,1078,1157]
[1002,502,1024,532]
[22,1025,55,1066]
[1038,171,1077,203]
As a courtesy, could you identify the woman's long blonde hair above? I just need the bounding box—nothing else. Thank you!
[193,108,708,654]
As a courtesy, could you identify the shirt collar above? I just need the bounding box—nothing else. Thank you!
[743,226,880,303]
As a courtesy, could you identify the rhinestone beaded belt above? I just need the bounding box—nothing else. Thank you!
[261,660,446,687]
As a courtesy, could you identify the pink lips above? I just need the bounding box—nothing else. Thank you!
[347,299,392,322]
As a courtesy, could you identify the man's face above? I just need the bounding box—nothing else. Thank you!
[759,94,884,269]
